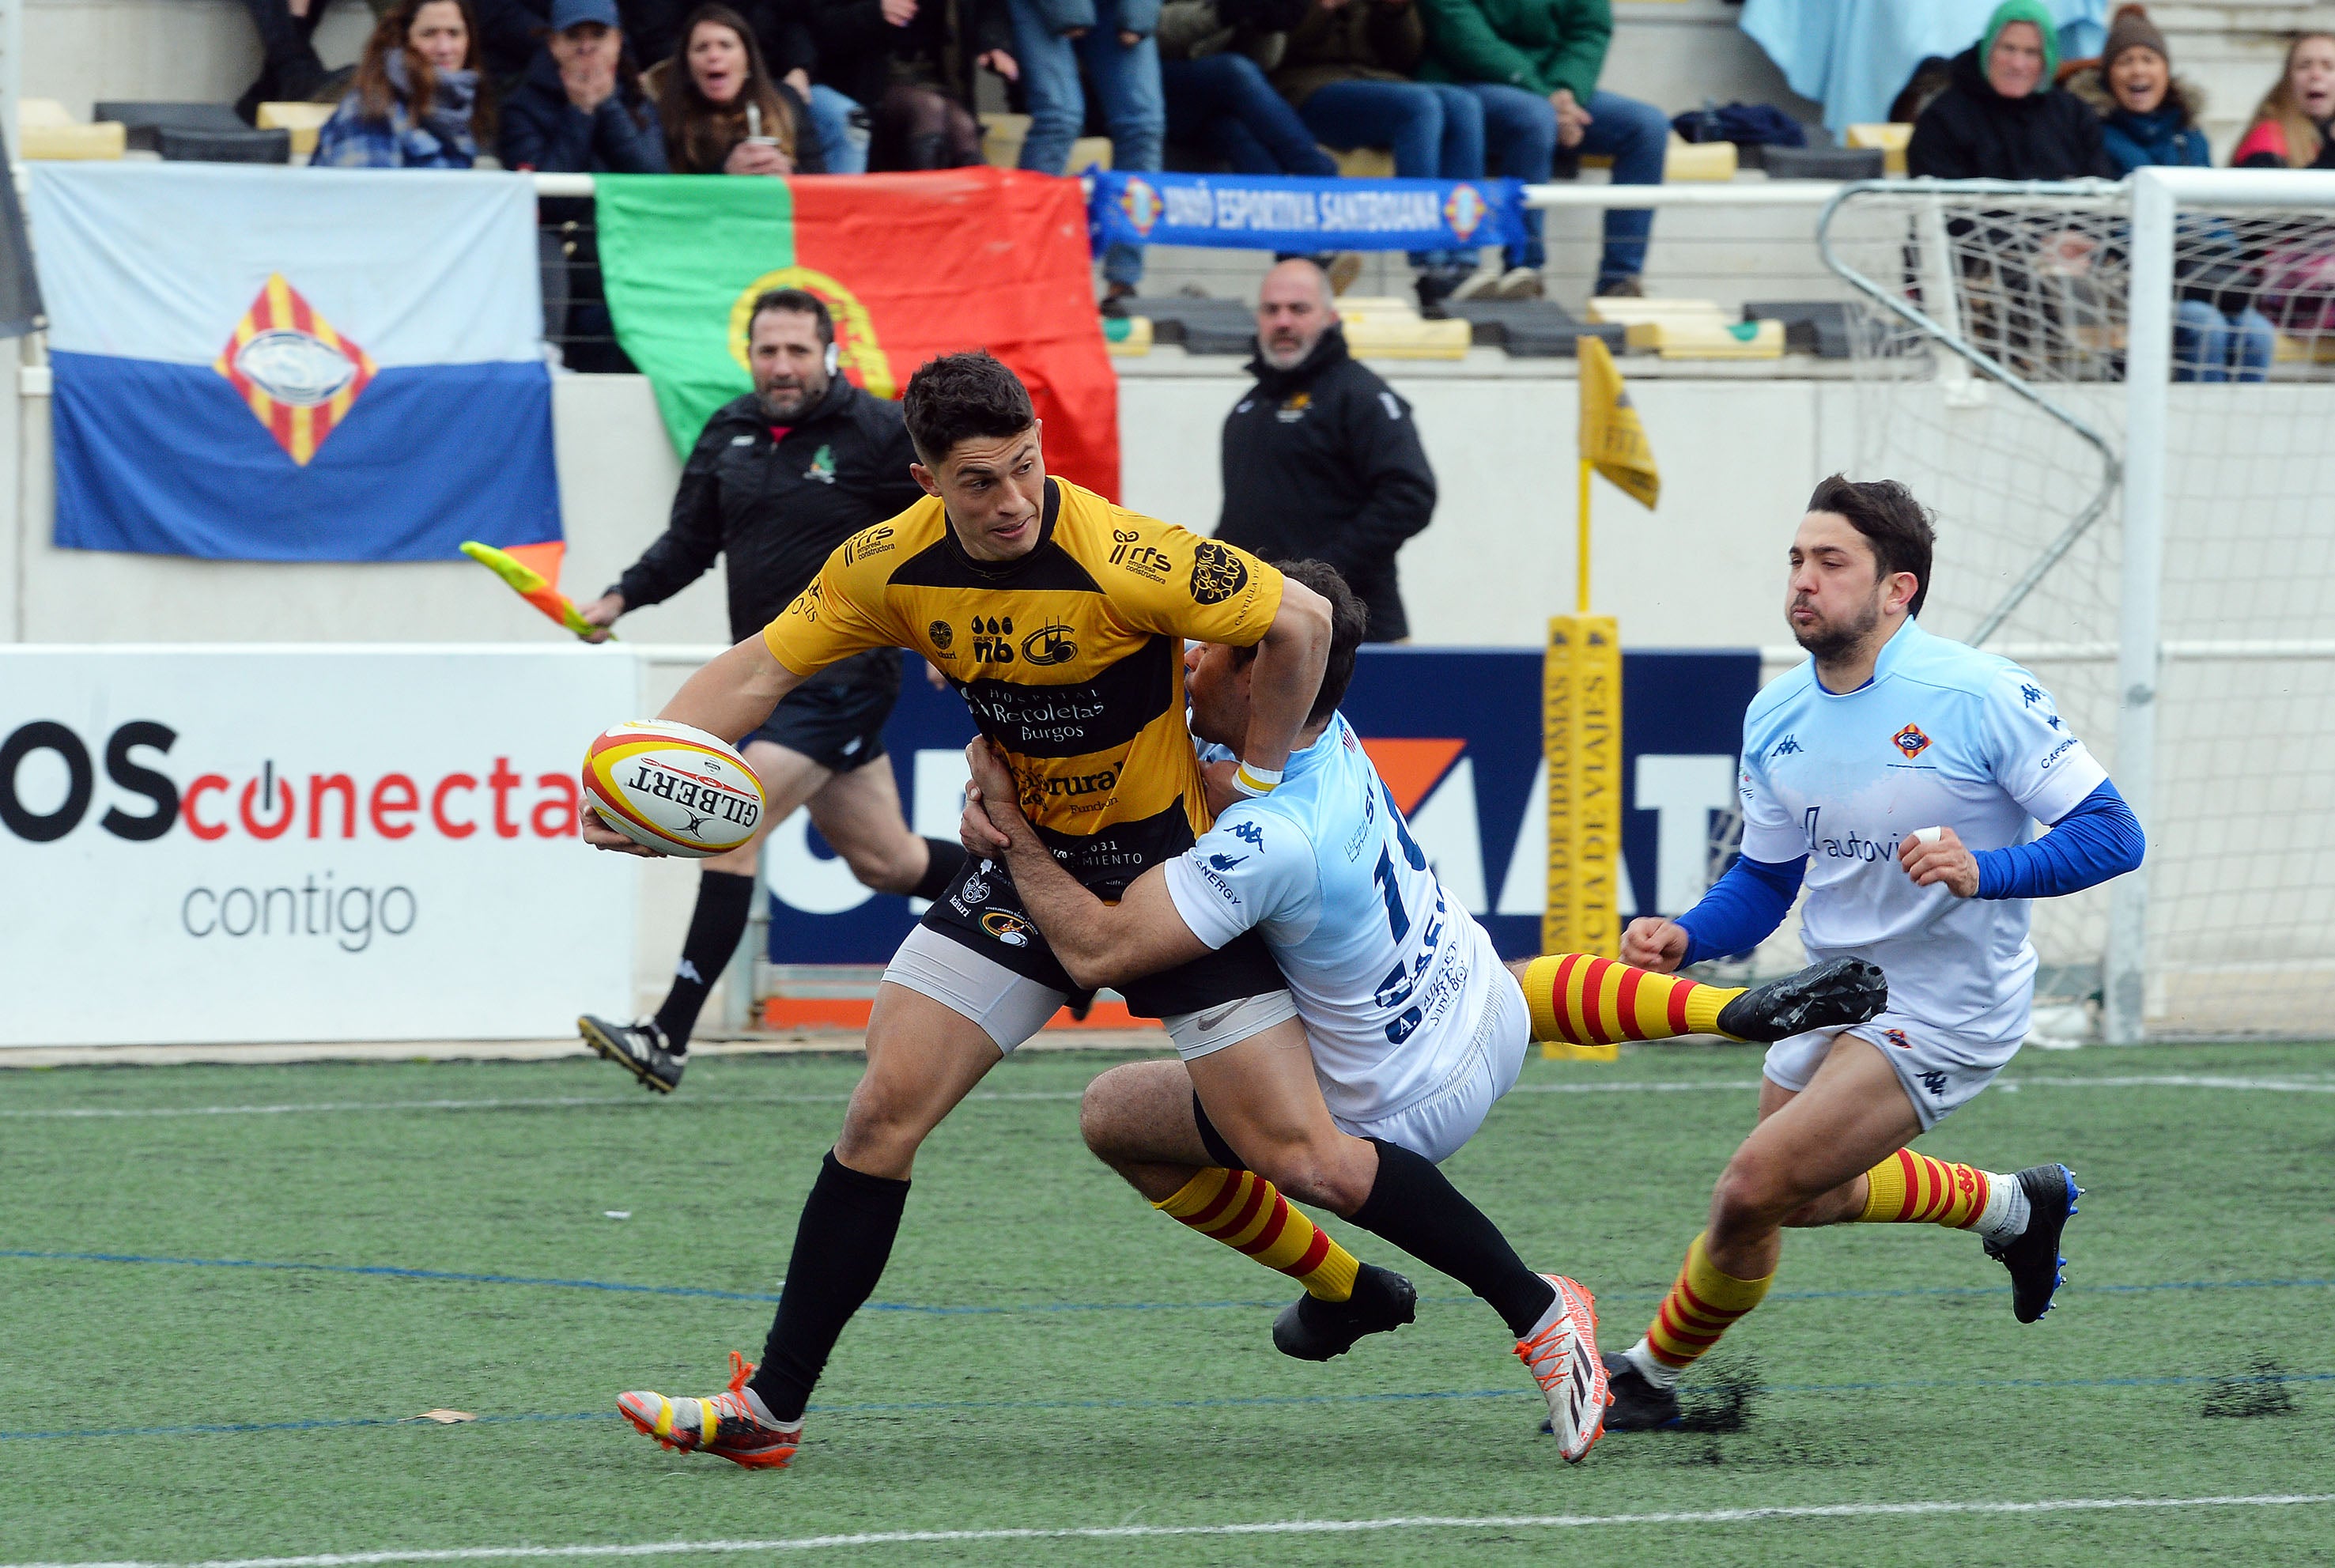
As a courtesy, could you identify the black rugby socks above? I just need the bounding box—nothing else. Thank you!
[1349,1139,1557,1338]
[750,1151,912,1423]
[912,837,968,902]
[653,868,756,1052]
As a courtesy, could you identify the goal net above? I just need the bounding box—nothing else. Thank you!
[1815,170,2335,1041]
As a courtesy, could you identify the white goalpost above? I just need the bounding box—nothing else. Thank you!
[1819,169,2335,1043]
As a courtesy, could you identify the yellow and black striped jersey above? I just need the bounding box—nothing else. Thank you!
[762,478,1284,893]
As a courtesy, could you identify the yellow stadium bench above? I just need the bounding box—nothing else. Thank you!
[1846,123,1911,176]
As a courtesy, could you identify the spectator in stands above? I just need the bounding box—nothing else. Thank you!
[810,0,1015,171]
[646,3,824,172]
[1216,259,1435,642]
[315,0,492,168]
[1415,0,1670,300]
[1906,0,2116,179]
[474,0,558,85]
[1159,0,1337,177]
[625,2,867,170]
[1272,0,1482,311]
[501,0,667,170]
[1009,0,1166,312]
[2233,32,2335,169]
[2069,6,2273,382]
[236,0,331,123]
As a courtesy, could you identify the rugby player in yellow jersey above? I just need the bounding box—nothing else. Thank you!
[582,352,1589,1471]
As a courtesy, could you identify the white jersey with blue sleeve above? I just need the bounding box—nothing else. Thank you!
[1163,716,1506,1126]
[1736,617,2108,1045]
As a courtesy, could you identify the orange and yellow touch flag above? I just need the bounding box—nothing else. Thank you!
[1577,335,1659,510]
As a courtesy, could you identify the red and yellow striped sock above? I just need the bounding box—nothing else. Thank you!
[1522,954,1746,1046]
[1154,1168,1360,1302]
[1857,1148,1997,1229]
[1643,1231,1774,1371]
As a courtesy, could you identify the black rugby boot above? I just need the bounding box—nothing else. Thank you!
[579,1015,685,1094]
[1715,958,1888,1041]
[1272,1262,1418,1361]
[1986,1163,2080,1323]
[1596,1350,1683,1432]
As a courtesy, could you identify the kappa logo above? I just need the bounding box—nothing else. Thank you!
[1919,1070,1950,1098]
[1230,819,1265,849]
[1892,724,1932,760]
[2021,683,2045,708]
[1108,527,1173,584]
[844,524,893,565]
[1019,620,1076,667]
[1770,735,1802,758]
[980,909,1035,947]
[1190,541,1249,606]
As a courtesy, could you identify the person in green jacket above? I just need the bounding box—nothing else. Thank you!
[1414,0,1667,298]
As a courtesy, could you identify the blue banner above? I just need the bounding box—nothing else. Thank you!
[1088,170,1527,255]
[764,645,1760,965]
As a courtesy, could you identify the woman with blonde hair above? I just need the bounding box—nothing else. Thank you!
[2234,31,2335,168]
[315,0,492,168]
[644,3,824,174]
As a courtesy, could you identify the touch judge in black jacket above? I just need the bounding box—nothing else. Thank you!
[1215,258,1436,642]
[573,289,966,1093]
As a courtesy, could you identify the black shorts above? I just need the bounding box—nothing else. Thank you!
[922,852,1286,1018]
[747,653,898,774]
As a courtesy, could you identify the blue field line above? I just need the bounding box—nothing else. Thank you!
[6,1248,2333,1316]
[6,1371,2329,1444]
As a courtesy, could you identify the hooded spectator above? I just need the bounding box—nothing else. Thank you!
[2233,32,2335,169]
[315,0,493,168]
[1906,0,2117,180]
[810,0,1015,170]
[645,2,824,173]
[2072,6,2273,382]
[500,0,668,171]
[2067,6,2206,173]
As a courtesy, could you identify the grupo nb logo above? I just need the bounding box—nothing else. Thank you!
[0,718,584,844]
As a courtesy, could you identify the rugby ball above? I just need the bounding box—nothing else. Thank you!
[581,720,765,858]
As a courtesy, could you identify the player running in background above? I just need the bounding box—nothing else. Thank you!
[572,289,965,1094]
[1600,476,2145,1431]
[588,350,1394,1472]
[959,560,1889,1458]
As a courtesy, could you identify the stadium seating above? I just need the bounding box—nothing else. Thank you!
[158,127,293,164]
[95,101,248,154]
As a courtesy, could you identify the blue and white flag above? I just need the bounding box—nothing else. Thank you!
[1088,170,1526,255]
[28,163,559,561]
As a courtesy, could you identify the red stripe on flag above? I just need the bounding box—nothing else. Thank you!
[289,289,315,336]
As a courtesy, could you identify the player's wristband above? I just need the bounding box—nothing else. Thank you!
[1230,762,1283,797]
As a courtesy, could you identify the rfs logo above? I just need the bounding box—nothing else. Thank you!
[1892,724,1931,759]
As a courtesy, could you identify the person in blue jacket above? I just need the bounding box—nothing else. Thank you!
[500,0,670,172]
[2072,5,2273,381]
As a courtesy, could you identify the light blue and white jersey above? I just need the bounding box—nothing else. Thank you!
[1738,618,2108,1043]
[1164,715,1502,1124]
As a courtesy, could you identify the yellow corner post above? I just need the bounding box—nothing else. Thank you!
[1541,614,1623,1060]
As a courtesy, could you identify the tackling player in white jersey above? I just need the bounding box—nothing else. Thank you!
[962,561,1890,1457]
[1597,476,2146,1431]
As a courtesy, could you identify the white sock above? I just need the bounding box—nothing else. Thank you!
[1625,1336,1684,1389]
[1970,1170,2030,1245]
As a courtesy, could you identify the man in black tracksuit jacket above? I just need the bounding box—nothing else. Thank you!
[574,289,965,1092]
[1215,258,1437,641]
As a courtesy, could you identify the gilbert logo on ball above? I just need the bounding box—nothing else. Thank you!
[581,721,765,858]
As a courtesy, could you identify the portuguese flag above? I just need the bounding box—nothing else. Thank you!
[595,168,1119,497]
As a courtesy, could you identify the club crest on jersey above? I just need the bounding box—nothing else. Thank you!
[1019,619,1076,666]
[1190,541,1249,606]
[1275,391,1311,424]
[805,444,837,485]
[1883,1028,1910,1049]
[1891,724,1932,759]
[927,619,954,652]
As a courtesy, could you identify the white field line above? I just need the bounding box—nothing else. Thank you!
[6,1071,2331,1120]
[17,1494,2335,1567]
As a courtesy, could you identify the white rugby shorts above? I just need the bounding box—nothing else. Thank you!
[1330,965,1530,1164]
[1763,1011,2020,1130]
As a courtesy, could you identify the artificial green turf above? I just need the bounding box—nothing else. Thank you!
[2,1041,2331,1566]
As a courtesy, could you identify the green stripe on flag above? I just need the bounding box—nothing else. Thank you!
[594,175,799,459]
